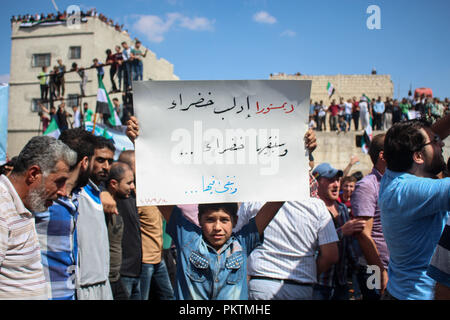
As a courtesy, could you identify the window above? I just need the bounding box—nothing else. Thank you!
[67,94,80,108]
[69,46,81,59]
[32,53,51,68]
[31,99,48,113]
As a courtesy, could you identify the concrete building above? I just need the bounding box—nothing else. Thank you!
[7,15,179,157]
[270,72,394,104]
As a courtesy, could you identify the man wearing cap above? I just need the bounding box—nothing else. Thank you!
[312,163,365,300]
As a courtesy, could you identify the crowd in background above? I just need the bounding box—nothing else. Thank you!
[11,8,128,35]
[309,93,449,134]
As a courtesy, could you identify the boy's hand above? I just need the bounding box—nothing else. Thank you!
[304,128,317,153]
[126,116,139,143]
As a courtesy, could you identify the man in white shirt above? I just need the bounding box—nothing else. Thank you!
[235,199,339,300]
[344,99,353,131]
[121,41,133,91]
[0,136,76,300]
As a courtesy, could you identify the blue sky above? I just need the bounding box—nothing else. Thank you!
[2,0,449,98]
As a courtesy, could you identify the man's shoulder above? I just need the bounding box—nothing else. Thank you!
[286,199,328,219]
[356,172,379,188]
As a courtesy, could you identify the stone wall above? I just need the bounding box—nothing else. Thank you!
[271,73,394,104]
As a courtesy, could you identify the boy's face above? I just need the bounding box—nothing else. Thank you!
[200,209,235,251]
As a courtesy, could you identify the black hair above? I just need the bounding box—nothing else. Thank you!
[107,161,131,185]
[351,171,363,181]
[59,128,96,166]
[368,133,385,165]
[384,119,430,172]
[94,135,116,153]
[198,203,238,223]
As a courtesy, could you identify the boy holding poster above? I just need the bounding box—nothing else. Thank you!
[126,116,317,300]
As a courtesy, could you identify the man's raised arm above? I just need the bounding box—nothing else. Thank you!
[254,201,285,236]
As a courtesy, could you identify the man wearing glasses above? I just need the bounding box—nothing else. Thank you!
[379,115,450,300]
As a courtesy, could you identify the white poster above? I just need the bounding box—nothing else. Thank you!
[133,80,311,206]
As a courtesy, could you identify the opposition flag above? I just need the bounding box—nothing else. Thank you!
[44,117,61,139]
[327,82,335,98]
[96,75,121,127]
[84,121,134,159]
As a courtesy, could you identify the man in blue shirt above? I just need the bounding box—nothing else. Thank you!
[35,128,97,300]
[373,97,385,131]
[379,116,450,300]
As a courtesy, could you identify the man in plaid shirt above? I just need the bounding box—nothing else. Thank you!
[312,163,364,300]
[35,128,97,300]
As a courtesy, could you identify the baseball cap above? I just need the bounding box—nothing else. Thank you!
[312,163,343,179]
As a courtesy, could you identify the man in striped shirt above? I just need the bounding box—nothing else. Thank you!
[34,128,97,300]
[0,136,76,299]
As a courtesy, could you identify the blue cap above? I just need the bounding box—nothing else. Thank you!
[312,163,343,179]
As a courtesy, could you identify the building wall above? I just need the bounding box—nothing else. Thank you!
[7,17,179,157]
[270,73,394,104]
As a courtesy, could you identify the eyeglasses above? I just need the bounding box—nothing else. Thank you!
[417,135,442,150]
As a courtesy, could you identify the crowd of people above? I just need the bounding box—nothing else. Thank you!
[36,39,146,132]
[38,92,133,135]
[309,93,450,134]
[37,40,146,104]
[0,109,448,301]
[11,8,128,35]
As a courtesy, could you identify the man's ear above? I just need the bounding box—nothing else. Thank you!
[25,165,42,186]
[107,179,118,193]
[80,156,89,171]
[412,150,425,165]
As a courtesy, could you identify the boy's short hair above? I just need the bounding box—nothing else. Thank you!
[198,203,238,223]
[341,175,357,185]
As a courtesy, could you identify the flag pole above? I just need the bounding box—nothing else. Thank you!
[92,113,98,134]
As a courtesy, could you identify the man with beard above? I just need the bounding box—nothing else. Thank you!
[34,128,96,300]
[76,136,115,300]
[105,162,135,299]
[351,134,389,300]
[0,136,76,299]
[379,116,450,300]
[312,162,366,300]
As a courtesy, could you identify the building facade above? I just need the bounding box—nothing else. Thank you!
[8,16,179,157]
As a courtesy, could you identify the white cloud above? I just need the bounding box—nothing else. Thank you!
[179,16,215,31]
[253,11,277,24]
[132,13,214,43]
[0,74,9,84]
[281,30,296,37]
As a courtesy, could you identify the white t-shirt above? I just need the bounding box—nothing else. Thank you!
[344,102,353,115]
[234,199,338,284]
